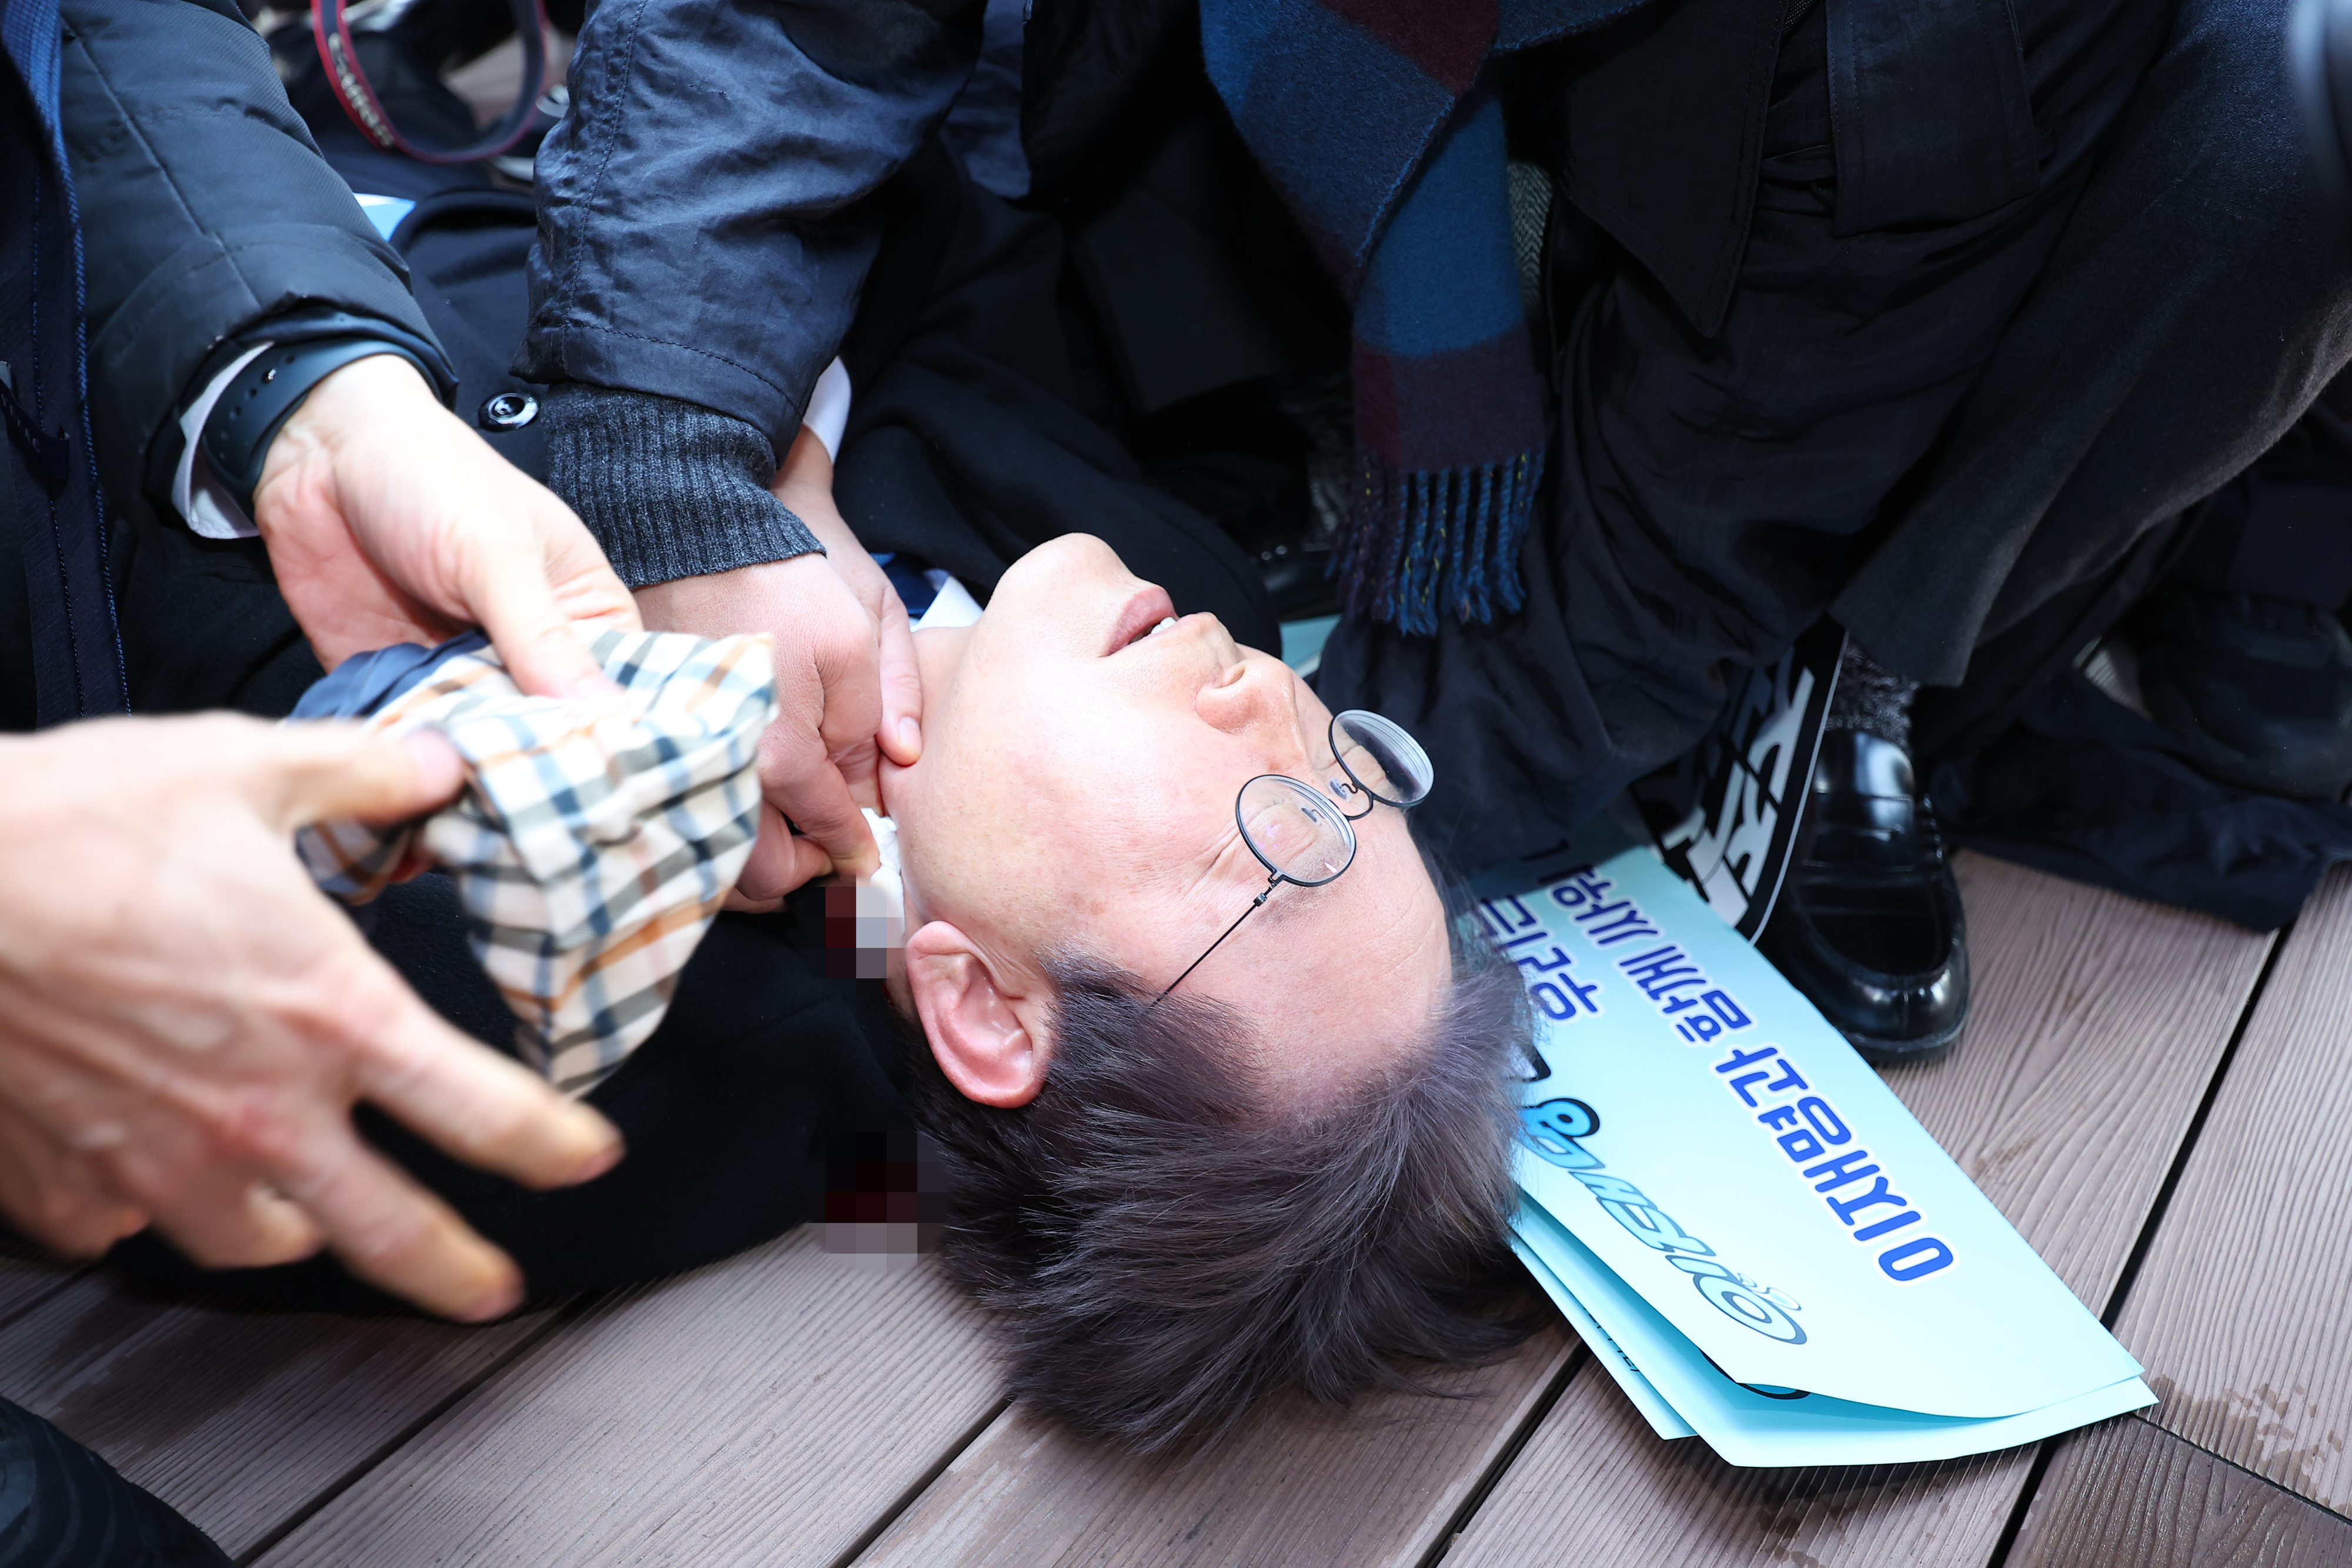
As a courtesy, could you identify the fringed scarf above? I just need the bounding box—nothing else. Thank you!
[1200,0,1634,634]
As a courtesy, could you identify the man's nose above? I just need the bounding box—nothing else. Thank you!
[1195,651,1302,741]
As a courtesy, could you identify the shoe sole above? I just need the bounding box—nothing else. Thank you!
[1843,1009,1969,1068]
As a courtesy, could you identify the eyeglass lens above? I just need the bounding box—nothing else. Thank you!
[1237,774,1355,885]
[1329,710,1435,808]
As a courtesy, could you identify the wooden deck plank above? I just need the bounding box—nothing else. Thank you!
[2009,1416,2352,1567]
[258,1230,1004,1568]
[1442,853,2276,1568]
[2107,864,2352,1514]
[854,1330,1579,1568]
[0,1236,77,1328]
[1441,1359,2042,1568]
[0,1269,556,1558]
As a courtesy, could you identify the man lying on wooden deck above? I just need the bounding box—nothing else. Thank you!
[861,529,1534,1453]
[0,1,1531,1561]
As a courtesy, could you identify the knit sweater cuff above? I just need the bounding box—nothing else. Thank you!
[543,385,822,589]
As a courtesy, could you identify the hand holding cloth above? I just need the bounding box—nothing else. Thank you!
[292,628,780,1095]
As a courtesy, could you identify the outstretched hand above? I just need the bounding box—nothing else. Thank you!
[0,715,624,1320]
[252,354,642,701]
[633,424,923,908]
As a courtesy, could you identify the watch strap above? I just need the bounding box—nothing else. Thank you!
[201,337,432,519]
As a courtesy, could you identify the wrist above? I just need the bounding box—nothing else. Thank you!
[632,550,841,638]
[258,353,437,480]
[774,422,836,499]
[212,342,436,521]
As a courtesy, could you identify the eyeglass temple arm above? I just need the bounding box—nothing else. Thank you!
[1157,873,1281,1000]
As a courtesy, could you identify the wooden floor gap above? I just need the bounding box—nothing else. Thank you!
[1415,1346,1592,1568]
[2150,1413,2352,1529]
[232,1291,599,1567]
[2123,1412,2352,1527]
[2097,920,2290,1331]
[821,1393,1014,1568]
[1984,1435,2061,1568]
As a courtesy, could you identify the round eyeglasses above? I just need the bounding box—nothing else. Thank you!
[1158,710,1434,998]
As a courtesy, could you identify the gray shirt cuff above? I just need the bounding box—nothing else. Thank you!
[543,385,823,589]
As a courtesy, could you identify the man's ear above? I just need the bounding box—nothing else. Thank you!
[904,920,1050,1108]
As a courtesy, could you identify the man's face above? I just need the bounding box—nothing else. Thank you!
[880,535,1451,1105]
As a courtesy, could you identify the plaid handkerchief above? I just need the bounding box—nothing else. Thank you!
[294,627,780,1095]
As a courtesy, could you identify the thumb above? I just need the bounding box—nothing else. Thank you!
[254,722,467,831]
[469,560,620,705]
[876,578,924,767]
[460,490,630,703]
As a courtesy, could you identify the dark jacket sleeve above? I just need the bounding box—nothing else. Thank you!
[523,0,982,444]
[59,0,451,528]
[522,0,980,588]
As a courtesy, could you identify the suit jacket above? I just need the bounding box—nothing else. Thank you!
[2,0,121,726]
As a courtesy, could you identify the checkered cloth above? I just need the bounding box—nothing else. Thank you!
[294,628,780,1095]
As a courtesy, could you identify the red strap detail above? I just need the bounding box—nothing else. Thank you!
[310,0,552,167]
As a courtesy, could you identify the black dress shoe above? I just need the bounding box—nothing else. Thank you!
[2132,583,2352,800]
[1759,729,1970,1065]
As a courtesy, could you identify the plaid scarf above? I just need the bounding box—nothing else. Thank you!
[1201,0,1632,634]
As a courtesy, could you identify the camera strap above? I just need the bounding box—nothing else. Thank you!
[310,0,550,166]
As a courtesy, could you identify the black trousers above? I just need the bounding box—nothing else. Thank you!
[1317,0,2352,875]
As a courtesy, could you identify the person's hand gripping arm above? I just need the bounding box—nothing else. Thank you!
[252,354,643,701]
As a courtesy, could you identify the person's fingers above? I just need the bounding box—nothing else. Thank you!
[0,1099,146,1256]
[346,980,623,1192]
[810,618,889,823]
[730,808,794,906]
[146,1166,326,1270]
[527,489,645,638]
[457,512,624,704]
[272,1125,525,1321]
[46,1084,326,1269]
[781,831,835,894]
[876,577,924,767]
[245,721,466,830]
[720,887,785,915]
[760,729,879,881]
[727,807,836,905]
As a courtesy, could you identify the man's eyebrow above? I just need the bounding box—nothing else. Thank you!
[1180,817,1260,901]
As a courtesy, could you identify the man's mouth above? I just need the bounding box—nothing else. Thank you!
[1105,584,1180,654]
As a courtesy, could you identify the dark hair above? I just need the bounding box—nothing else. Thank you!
[900,911,1534,1452]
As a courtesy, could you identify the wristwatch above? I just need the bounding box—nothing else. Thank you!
[200,336,435,518]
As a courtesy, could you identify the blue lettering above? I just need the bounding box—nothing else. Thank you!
[1879,1236,1956,1282]
[1517,1098,1601,1169]
[1797,1096,1850,1145]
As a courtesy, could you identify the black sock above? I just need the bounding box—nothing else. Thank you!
[1828,637,1919,750]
